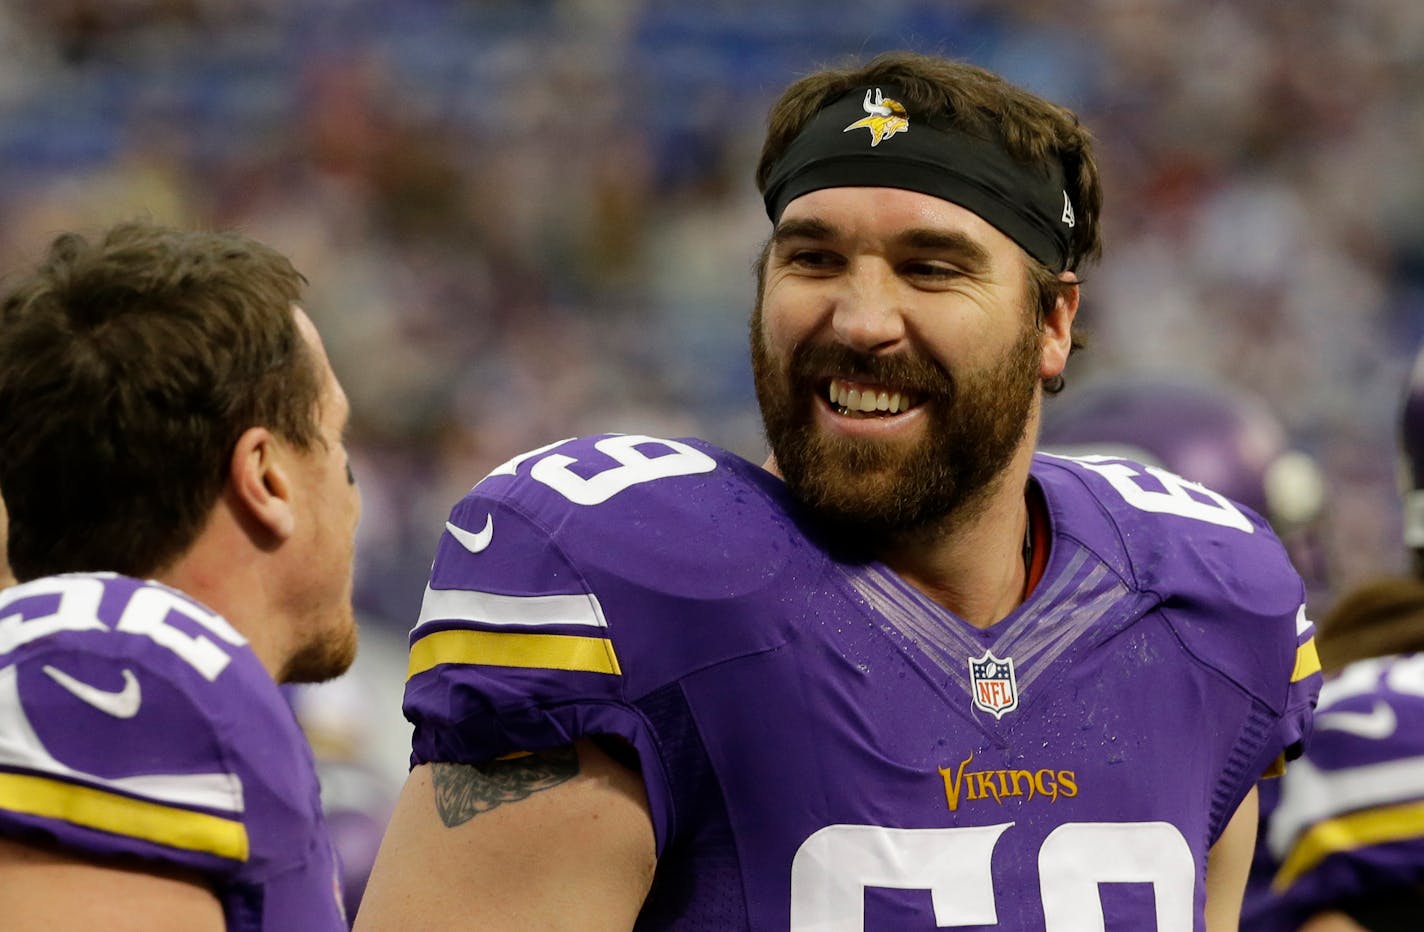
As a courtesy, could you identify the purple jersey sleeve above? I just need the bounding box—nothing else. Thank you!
[1259,653,1424,924]
[404,435,812,853]
[0,574,345,931]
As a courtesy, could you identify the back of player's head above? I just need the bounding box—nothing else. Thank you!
[1316,574,1424,673]
[1401,344,1424,577]
[0,221,322,580]
[1039,374,1325,531]
[1040,373,1331,599]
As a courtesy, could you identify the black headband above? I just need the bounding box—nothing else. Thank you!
[761,86,1076,271]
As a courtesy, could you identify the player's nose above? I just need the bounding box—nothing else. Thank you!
[829,263,906,354]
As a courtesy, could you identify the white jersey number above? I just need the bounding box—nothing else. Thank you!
[1056,455,1253,532]
[0,575,246,681]
[790,821,1194,930]
[490,435,717,506]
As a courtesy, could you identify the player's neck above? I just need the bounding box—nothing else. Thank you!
[158,511,293,683]
[879,452,1036,630]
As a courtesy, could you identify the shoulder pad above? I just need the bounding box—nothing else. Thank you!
[415,435,815,685]
[0,574,321,880]
[457,435,806,599]
[1035,454,1317,713]
[404,435,824,784]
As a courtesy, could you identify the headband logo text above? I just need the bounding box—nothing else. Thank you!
[842,88,909,147]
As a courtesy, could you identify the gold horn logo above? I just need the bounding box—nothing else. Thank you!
[843,88,909,147]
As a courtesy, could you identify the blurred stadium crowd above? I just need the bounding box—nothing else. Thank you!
[1,0,1421,779]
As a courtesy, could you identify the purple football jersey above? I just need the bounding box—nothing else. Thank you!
[405,436,1320,930]
[0,574,346,930]
[1244,653,1424,929]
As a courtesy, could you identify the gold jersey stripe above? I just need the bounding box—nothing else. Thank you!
[1292,637,1321,682]
[1261,753,1287,779]
[1273,798,1424,890]
[0,771,249,861]
[407,628,622,679]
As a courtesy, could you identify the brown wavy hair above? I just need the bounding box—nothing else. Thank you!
[1317,575,1424,673]
[0,221,320,580]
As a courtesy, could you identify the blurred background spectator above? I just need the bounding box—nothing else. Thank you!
[1,0,1420,914]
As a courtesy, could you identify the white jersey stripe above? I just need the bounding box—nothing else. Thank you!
[413,585,609,632]
[1268,751,1424,857]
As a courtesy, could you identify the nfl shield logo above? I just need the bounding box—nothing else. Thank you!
[968,649,1019,719]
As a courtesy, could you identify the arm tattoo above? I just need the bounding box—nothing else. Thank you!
[430,747,579,828]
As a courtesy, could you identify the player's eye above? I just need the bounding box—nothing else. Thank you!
[902,260,961,280]
[789,249,842,272]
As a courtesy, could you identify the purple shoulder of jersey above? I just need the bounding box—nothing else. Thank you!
[405,435,1320,930]
[0,573,346,930]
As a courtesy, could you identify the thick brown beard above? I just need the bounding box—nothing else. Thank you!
[750,303,1042,550]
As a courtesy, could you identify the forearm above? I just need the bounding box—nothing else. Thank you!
[1204,785,1258,932]
[356,739,656,930]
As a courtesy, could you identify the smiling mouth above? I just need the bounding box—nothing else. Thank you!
[825,377,922,418]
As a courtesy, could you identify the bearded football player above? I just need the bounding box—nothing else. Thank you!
[358,52,1320,931]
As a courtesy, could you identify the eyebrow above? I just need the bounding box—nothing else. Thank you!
[896,228,993,270]
[771,217,835,246]
[772,218,993,270]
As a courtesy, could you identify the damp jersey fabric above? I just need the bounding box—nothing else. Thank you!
[1242,652,1424,930]
[0,573,346,930]
[405,434,1321,930]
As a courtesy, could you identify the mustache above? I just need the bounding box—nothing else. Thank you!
[788,341,954,397]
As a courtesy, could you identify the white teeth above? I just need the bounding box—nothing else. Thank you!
[827,378,914,415]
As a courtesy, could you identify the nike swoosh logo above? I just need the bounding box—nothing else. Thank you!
[43,665,142,719]
[446,514,494,554]
[1315,702,1397,740]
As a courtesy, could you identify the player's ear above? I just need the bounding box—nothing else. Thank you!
[229,426,296,543]
[1039,271,1079,381]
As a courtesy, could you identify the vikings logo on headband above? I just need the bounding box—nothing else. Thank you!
[762,85,1076,272]
[843,88,909,146]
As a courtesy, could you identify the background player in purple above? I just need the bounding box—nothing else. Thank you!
[1241,344,1424,931]
[1250,591,1424,932]
[1038,374,1331,605]
[358,52,1319,930]
[0,222,361,930]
